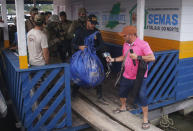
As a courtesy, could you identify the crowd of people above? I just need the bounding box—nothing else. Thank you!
[6,7,156,130]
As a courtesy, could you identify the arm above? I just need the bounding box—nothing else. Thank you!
[72,28,86,51]
[42,48,49,64]
[95,31,104,51]
[41,33,49,64]
[141,53,155,62]
[106,55,124,63]
[67,21,77,40]
[130,53,155,62]
[130,41,155,62]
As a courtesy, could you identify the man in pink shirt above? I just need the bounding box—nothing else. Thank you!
[107,25,155,129]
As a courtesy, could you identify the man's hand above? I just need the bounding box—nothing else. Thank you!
[79,45,87,51]
[43,48,49,64]
[106,56,114,63]
[130,52,138,60]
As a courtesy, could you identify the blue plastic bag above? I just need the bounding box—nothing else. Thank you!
[70,31,105,87]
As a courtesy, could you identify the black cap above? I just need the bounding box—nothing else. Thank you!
[60,11,66,17]
[88,14,98,25]
[30,7,38,14]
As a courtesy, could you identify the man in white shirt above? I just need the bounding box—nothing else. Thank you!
[27,14,49,66]
[27,14,50,112]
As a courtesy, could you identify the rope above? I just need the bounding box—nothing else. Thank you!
[159,115,180,131]
[105,63,111,78]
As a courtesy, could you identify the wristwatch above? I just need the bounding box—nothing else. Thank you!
[137,56,142,60]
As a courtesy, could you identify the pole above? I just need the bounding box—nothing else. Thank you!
[137,0,145,40]
[1,0,10,48]
[15,0,28,69]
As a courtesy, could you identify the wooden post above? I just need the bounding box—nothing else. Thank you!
[137,0,145,40]
[15,0,28,69]
[1,0,10,48]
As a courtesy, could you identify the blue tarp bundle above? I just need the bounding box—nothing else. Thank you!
[70,31,104,87]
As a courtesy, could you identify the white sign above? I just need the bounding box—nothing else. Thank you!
[145,8,179,33]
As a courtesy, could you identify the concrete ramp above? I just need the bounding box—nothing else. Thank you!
[72,97,130,131]
[71,88,163,131]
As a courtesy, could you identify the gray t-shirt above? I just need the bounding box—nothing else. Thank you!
[27,29,48,66]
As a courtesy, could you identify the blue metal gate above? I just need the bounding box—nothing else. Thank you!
[0,50,72,131]
[146,50,179,109]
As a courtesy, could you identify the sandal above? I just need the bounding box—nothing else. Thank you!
[113,108,127,114]
[142,121,150,130]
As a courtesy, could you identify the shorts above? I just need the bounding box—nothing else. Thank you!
[119,77,148,106]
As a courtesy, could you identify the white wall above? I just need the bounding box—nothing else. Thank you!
[180,0,193,41]
[54,0,192,42]
[72,0,182,41]
[84,0,136,32]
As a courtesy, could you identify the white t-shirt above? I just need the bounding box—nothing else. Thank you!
[27,29,48,66]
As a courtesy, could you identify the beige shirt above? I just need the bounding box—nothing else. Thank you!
[27,29,48,66]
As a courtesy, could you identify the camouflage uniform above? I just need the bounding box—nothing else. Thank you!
[25,17,35,33]
[60,19,72,57]
[25,7,38,32]
[46,15,65,63]
[67,8,87,43]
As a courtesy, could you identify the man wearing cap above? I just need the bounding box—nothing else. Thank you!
[72,14,108,105]
[46,14,65,63]
[106,25,155,129]
[26,7,38,32]
[45,11,52,25]
[27,14,49,66]
[27,14,49,112]
[67,8,87,41]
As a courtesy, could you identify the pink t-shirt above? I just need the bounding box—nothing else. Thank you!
[122,37,153,80]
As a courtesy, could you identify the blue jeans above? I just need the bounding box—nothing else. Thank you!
[119,77,148,106]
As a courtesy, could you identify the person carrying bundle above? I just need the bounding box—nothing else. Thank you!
[71,14,109,105]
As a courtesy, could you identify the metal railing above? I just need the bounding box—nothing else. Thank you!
[0,50,72,131]
[147,50,179,107]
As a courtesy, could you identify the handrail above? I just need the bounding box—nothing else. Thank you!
[2,50,69,72]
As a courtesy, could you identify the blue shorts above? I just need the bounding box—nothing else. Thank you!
[119,77,148,106]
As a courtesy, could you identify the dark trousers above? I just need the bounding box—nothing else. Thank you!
[58,43,66,62]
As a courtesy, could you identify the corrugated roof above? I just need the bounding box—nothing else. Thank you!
[6,0,53,4]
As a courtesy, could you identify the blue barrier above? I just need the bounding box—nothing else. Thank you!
[176,57,193,101]
[146,50,179,108]
[0,50,72,131]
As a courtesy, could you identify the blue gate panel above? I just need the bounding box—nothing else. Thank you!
[176,57,193,101]
[0,50,72,131]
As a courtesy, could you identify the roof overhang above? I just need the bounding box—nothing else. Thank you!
[6,0,53,4]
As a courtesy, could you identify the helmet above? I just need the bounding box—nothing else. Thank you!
[78,8,87,14]
[48,14,59,23]
[34,14,44,24]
